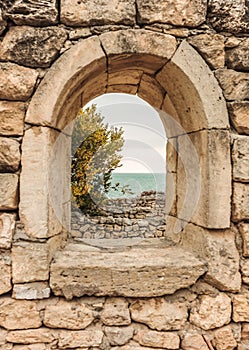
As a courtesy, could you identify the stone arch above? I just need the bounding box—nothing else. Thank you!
[20,29,231,240]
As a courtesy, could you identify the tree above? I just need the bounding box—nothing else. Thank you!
[71,104,127,214]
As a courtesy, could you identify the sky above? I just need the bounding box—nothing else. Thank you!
[84,93,167,173]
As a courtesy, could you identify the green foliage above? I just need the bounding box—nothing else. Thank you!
[71,104,127,214]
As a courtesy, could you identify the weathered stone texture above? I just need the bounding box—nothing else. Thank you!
[137,0,207,27]
[233,292,249,322]
[229,102,249,135]
[6,328,55,344]
[226,38,249,71]
[0,26,67,68]
[57,329,104,348]
[181,334,209,350]
[12,242,49,283]
[215,69,249,100]
[12,282,50,300]
[134,329,180,349]
[239,223,249,257]
[0,101,25,136]
[0,9,7,35]
[61,0,135,26]
[44,298,94,329]
[104,326,134,346]
[232,182,249,221]
[232,136,249,182]
[0,252,12,295]
[130,298,188,331]
[2,0,58,25]
[212,325,237,350]
[0,174,18,210]
[0,63,38,101]
[188,33,225,69]
[190,293,231,330]
[101,298,131,326]
[0,213,15,249]
[0,138,20,172]
[0,298,41,330]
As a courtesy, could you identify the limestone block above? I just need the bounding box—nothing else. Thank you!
[232,183,249,221]
[0,63,38,101]
[130,298,188,331]
[137,75,165,109]
[0,138,20,172]
[233,292,249,322]
[108,70,143,86]
[2,0,58,25]
[0,252,12,295]
[0,297,41,330]
[215,69,249,101]
[0,174,18,210]
[134,329,180,349]
[190,293,231,330]
[239,223,249,257]
[12,242,50,283]
[226,38,249,71]
[104,326,134,346]
[0,26,67,68]
[228,102,249,135]
[57,329,103,348]
[61,0,135,26]
[0,213,16,249]
[212,325,237,350]
[12,282,50,300]
[137,0,207,27]
[107,84,137,95]
[50,246,206,298]
[188,33,225,69]
[44,298,94,329]
[6,328,55,344]
[0,101,25,136]
[232,136,249,182]
[242,323,249,340]
[112,341,166,350]
[100,30,177,74]
[101,298,131,326]
[69,28,91,40]
[181,334,209,350]
[208,0,249,34]
[11,345,46,350]
[0,329,7,345]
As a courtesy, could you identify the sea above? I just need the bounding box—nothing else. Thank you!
[109,173,166,198]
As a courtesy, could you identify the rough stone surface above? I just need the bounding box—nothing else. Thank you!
[0,137,20,172]
[50,245,206,298]
[57,329,104,348]
[0,26,67,68]
[61,0,135,26]
[212,325,237,350]
[208,0,249,33]
[0,9,6,35]
[0,63,38,101]
[0,252,12,295]
[239,223,249,257]
[215,69,249,101]
[44,298,94,329]
[12,242,49,283]
[2,0,58,25]
[101,298,131,326]
[181,334,209,350]
[130,298,188,331]
[100,30,177,74]
[0,213,15,249]
[0,297,41,330]
[0,174,18,210]
[232,136,249,182]
[229,102,249,135]
[134,329,180,349]
[0,101,25,136]
[233,292,249,322]
[112,341,167,350]
[190,293,231,330]
[137,0,207,27]
[104,326,134,345]
[226,38,249,71]
[188,33,225,69]
[12,282,50,300]
[232,182,249,221]
[6,328,55,344]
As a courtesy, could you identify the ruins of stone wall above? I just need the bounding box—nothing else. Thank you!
[0,0,249,349]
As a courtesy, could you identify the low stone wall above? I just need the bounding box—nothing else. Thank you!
[71,191,166,240]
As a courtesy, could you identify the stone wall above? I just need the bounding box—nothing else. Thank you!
[0,0,249,349]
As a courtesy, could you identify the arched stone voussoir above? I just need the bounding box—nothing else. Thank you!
[100,29,177,75]
[157,40,229,135]
[25,36,107,131]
